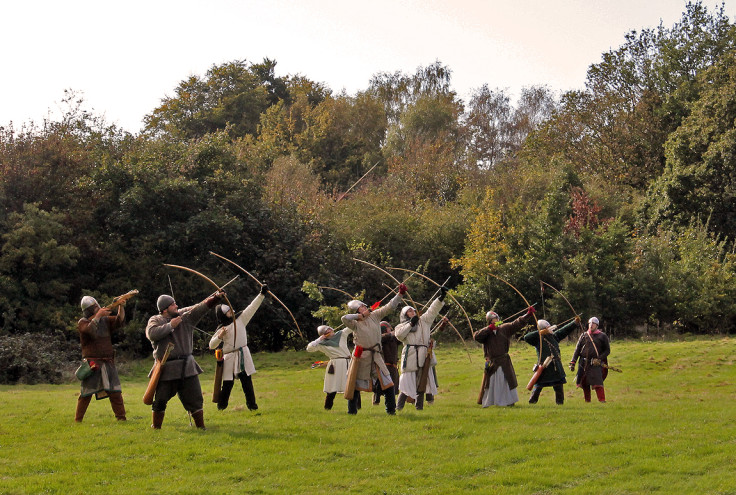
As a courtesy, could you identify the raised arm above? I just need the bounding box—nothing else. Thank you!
[522,330,540,347]
[394,321,413,341]
[341,313,360,330]
[373,291,404,320]
[420,298,444,325]
[236,293,266,327]
[306,337,322,352]
[553,320,576,342]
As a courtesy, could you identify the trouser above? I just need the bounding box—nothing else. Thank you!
[581,377,606,402]
[75,392,126,422]
[582,385,606,401]
[415,392,425,410]
[595,386,606,402]
[152,375,204,413]
[382,386,396,414]
[396,392,407,411]
[218,372,258,410]
[529,384,565,404]
[325,391,336,410]
[373,364,399,403]
[348,391,361,414]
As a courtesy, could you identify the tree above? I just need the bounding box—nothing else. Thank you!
[527,2,736,190]
[509,85,557,150]
[0,90,131,215]
[462,85,513,169]
[143,59,281,140]
[641,50,736,236]
[0,203,79,334]
[369,61,454,127]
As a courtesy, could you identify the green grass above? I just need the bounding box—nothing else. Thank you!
[1,337,736,494]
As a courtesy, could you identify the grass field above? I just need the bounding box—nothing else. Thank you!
[1,337,735,494]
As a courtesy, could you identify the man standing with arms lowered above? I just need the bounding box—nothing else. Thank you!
[569,316,610,403]
[146,290,224,429]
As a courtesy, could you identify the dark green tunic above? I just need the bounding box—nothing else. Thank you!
[522,320,575,386]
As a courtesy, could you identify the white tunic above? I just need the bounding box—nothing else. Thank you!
[306,328,353,393]
[209,293,264,380]
[394,298,444,399]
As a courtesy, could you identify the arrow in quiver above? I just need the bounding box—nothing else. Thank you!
[143,342,175,405]
[212,348,224,403]
[526,355,553,391]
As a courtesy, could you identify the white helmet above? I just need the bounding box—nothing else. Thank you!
[486,311,499,322]
[400,306,416,322]
[588,317,599,325]
[317,325,333,336]
[537,319,551,330]
[347,300,366,312]
[80,296,99,311]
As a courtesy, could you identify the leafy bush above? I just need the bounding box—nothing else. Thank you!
[0,332,79,384]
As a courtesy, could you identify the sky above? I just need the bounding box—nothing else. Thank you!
[2,0,734,134]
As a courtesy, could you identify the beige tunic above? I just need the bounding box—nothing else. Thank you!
[394,298,444,399]
[341,292,403,391]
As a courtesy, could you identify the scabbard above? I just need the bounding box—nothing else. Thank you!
[416,341,434,394]
[343,355,359,400]
[477,369,489,405]
[526,365,545,391]
[526,355,553,391]
[212,361,224,403]
[143,342,175,405]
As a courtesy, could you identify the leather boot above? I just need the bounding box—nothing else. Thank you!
[75,396,91,422]
[109,392,126,421]
[218,380,234,410]
[583,385,592,402]
[151,411,165,429]
[415,393,425,411]
[384,387,396,415]
[595,386,606,403]
[192,409,206,429]
[554,384,565,405]
[241,374,258,411]
[347,392,360,415]
[324,392,336,410]
[528,386,541,404]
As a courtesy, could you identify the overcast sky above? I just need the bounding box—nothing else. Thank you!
[1,0,733,134]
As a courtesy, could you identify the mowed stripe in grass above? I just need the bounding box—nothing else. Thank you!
[1,337,735,494]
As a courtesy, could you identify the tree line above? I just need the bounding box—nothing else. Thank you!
[1,2,735,382]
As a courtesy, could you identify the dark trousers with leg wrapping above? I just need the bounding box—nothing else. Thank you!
[152,375,204,413]
[529,383,565,405]
[218,372,258,410]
